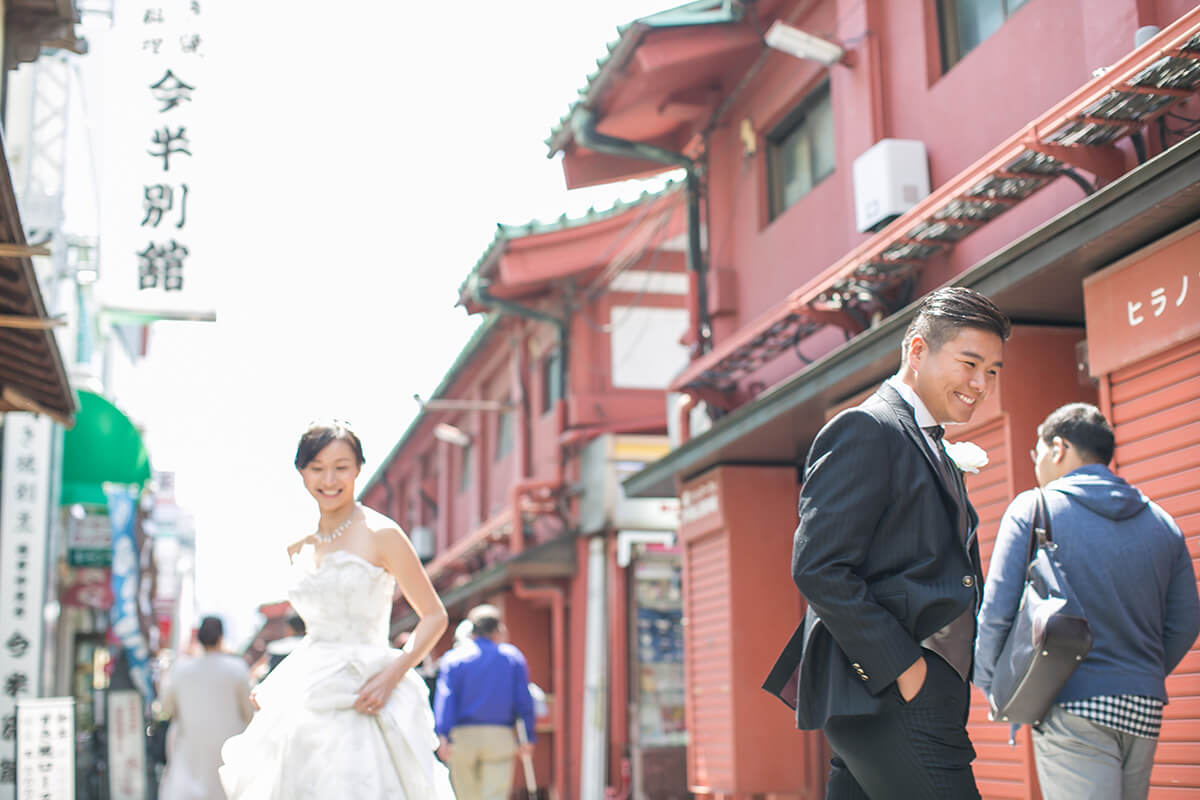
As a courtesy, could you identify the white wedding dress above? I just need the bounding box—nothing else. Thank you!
[219,547,455,799]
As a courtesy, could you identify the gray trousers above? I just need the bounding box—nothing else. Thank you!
[1032,706,1157,800]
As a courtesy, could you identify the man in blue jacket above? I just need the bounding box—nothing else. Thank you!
[976,403,1200,800]
[434,604,535,800]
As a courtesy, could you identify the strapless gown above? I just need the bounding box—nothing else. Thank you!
[219,547,455,799]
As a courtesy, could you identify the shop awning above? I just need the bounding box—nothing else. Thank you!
[0,137,75,425]
[624,126,1200,498]
[61,390,152,506]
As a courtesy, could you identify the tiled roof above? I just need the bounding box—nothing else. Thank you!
[458,179,682,296]
[545,0,744,156]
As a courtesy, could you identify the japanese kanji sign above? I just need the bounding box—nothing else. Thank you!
[0,415,53,797]
[106,690,146,800]
[95,0,215,319]
[1084,219,1200,376]
[14,697,74,800]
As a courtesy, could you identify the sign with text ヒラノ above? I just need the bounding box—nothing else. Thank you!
[1084,219,1200,376]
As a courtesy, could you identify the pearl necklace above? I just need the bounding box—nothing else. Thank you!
[312,510,356,544]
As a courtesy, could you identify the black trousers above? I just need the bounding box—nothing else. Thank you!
[822,651,980,800]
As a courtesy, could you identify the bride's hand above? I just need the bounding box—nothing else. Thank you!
[354,665,404,715]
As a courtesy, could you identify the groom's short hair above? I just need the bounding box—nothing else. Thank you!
[902,286,1010,357]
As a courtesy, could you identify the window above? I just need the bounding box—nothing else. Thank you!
[939,0,1032,70]
[458,443,473,493]
[494,406,514,461]
[541,350,562,415]
[767,82,835,220]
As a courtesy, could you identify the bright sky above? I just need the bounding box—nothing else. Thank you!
[71,1,676,647]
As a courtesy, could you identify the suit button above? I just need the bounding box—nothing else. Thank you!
[851,663,862,669]
[860,674,870,681]
[962,575,975,587]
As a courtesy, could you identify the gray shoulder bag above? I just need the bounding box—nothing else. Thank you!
[987,488,1094,727]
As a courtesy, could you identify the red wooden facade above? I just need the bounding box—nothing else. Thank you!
[359,191,690,799]
[545,1,1200,797]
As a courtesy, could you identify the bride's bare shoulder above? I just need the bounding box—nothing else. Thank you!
[362,506,406,538]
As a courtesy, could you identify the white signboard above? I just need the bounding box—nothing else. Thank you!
[106,690,146,800]
[0,413,53,798]
[93,1,215,320]
[15,698,75,800]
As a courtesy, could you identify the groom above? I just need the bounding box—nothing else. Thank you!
[764,287,1009,798]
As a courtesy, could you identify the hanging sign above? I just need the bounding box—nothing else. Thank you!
[0,414,53,799]
[105,487,153,701]
[15,697,75,800]
[94,0,215,320]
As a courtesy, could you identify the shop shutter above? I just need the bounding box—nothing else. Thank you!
[682,530,734,790]
[958,416,1040,799]
[1108,338,1200,794]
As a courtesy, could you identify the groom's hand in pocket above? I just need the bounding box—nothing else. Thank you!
[896,654,928,703]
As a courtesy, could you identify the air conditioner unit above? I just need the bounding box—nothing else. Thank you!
[409,525,435,562]
[852,139,930,233]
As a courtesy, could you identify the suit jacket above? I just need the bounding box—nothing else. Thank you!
[763,382,982,730]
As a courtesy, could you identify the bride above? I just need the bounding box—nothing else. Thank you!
[220,421,455,798]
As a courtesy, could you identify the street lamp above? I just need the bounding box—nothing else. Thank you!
[764,20,847,66]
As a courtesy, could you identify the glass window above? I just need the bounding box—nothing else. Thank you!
[767,82,834,219]
[939,0,1033,70]
[541,350,562,415]
[494,407,513,461]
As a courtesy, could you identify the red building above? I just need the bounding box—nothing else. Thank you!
[542,1,1200,798]
[360,188,693,799]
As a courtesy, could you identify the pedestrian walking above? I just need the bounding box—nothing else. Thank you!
[435,603,536,800]
[158,616,254,800]
[219,420,455,798]
[975,402,1200,800]
[764,287,1011,799]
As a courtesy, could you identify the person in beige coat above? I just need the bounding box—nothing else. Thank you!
[159,616,254,800]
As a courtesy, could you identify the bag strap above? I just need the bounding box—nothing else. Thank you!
[1025,488,1053,566]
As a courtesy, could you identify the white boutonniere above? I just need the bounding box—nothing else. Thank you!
[944,440,988,474]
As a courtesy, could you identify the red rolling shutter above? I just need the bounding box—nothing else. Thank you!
[1107,338,1200,796]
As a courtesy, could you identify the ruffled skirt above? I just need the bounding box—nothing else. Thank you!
[219,640,454,799]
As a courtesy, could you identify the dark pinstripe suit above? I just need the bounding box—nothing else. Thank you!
[764,383,983,798]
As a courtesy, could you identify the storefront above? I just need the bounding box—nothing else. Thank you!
[625,130,1200,798]
[53,389,152,791]
[1082,218,1200,774]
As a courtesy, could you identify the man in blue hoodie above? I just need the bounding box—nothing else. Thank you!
[975,403,1199,800]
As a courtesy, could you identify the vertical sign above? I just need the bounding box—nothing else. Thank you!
[105,487,153,701]
[0,414,53,798]
[106,690,145,800]
[15,698,74,800]
[95,1,214,319]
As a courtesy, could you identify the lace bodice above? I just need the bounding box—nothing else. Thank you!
[288,548,394,646]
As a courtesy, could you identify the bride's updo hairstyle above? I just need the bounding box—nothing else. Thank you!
[295,420,365,470]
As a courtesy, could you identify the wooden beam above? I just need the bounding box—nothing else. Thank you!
[0,242,51,258]
[0,313,65,330]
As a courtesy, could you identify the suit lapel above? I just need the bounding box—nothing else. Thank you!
[875,383,963,524]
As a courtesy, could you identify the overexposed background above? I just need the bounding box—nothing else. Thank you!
[68,2,677,646]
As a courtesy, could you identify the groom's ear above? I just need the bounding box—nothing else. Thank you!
[906,334,929,369]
